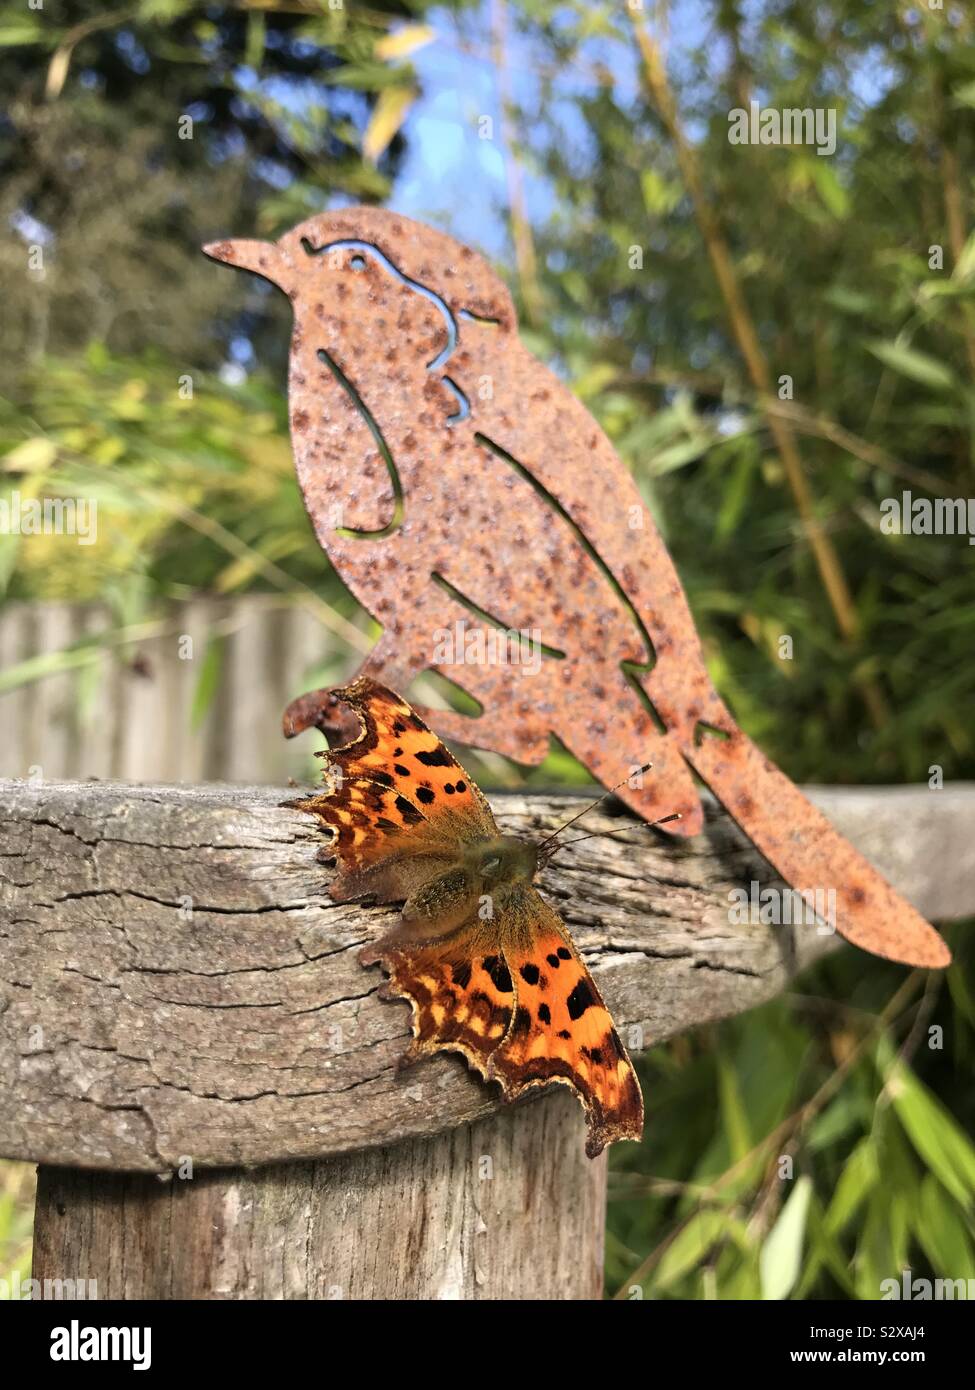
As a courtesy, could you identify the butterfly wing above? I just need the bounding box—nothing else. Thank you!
[363,888,643,1159]
[493,890,644,1158]
[292,677,498,901]
[297,677,642,1158]
[360,923,515,1080]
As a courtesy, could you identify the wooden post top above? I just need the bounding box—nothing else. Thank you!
[1,778,972,1172]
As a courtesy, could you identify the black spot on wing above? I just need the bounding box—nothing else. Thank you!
[393,764,410,777]
[415,786,435,805]
[538,1003,551,1025]
[519,963,540,986]
[394,795,424,825]
[567,979,595,1020]
[557,947,571,960]
[415,747,454,768]
[546,953,561,969]
[482,955,512,993]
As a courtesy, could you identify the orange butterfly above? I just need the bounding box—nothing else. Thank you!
[294,676,646,1158]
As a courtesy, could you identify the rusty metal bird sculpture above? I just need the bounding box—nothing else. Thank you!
[204,207,949,971]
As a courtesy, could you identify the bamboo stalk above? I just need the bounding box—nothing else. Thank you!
[923,19,975,385]
[490,0,543,327]
[939,142,975,383]
[628,16,890,727]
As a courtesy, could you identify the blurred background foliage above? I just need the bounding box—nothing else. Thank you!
[1,0,974,1299]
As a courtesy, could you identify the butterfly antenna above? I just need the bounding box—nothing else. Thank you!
[534,763,654,855]
[542,812,682,858]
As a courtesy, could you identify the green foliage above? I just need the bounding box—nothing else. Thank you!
[1,345,305,602]
[0,345,376,705]
[0,1163,34,1299]
[608,937,975,1300]
[513,0,975,786]
[0,0,451,385]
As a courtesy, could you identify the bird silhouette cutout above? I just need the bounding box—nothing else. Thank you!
[204,208,949,970]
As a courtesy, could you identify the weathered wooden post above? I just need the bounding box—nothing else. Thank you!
[2,778,971,1299]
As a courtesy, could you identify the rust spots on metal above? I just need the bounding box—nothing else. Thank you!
[204,209,950,971]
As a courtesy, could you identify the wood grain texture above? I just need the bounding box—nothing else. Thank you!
[32,1090,605,1299]
[2,778,971,1172]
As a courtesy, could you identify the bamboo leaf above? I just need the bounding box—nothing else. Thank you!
[760,1176,812,1300]
[716,1047,752,1161]
[890,1063,975,1208]
[867,340,958,392]
[823,1138,878,1236]
[652,1210,731,1291]
[190,637,225,730]
[913,1175,975,1280]
[362,84,417,164]
[374,24,436,62]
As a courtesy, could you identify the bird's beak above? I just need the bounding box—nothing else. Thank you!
[202,238,292,291]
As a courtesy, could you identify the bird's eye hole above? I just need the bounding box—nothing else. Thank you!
[482,855,501,875]
[350,254,366,271]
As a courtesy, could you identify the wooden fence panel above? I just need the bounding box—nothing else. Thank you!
[0,597,345,786]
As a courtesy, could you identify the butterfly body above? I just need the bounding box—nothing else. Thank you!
[398,835,537,939]
[294,677,644,1158]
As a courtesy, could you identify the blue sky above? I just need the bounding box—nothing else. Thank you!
[382,1,713,255]
[378,0,904,263]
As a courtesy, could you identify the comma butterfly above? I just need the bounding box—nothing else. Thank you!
[293,676,646,1158]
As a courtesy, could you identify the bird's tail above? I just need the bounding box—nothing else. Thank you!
[558,667,949,969]
[683,725,950,969]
